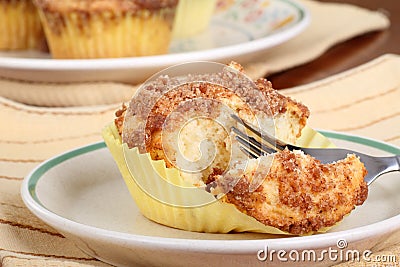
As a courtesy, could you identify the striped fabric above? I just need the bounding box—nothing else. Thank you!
[285,54,400,147]
[0,100,116,266]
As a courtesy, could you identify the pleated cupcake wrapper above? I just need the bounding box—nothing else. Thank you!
[38,8,176,59]
[172,0,217,38]
[102,123,335,235]
[0,0,44,50]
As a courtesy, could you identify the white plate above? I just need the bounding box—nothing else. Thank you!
[0,0,309,83]
[21,131,400,267]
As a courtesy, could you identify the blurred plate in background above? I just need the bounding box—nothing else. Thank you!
[0,0,309,84]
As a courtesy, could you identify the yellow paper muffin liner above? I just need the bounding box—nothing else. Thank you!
[102,123,335,235]
[0,0,45,50]
[172,0,217,38]
[37,7,176,59]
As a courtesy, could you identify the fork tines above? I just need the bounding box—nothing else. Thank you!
[231,114,292,158]
[231,126,274,158]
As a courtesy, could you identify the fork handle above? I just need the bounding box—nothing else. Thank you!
[395,155,400,171]
[381,155,400,175]
[365,154,400,185]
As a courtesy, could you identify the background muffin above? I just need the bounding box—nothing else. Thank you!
[0,0,45,50]
[172,0,217,38]
[33,0,178,59]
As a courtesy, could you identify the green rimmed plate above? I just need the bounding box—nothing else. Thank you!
[21,131,400,267]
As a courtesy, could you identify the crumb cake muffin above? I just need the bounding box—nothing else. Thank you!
[0,0,45,50]
[119,63,309,186]
[103,62,368,235]
[33,0,178,59]
[214,150,367,234]
[172,0,217,38]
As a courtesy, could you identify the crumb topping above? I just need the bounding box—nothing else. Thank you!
[121,65,309,152]
[114,103,127,136]
[33,0,179,13]
[33,0,178,35]
[220,151,368,235]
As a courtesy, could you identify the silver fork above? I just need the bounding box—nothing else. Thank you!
[231,114,400,186]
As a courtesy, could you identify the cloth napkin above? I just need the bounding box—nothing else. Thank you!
[0,0,389,107]
[1,52,399,266]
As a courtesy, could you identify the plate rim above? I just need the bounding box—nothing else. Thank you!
[21,130,400,253]
[0,0,310,71]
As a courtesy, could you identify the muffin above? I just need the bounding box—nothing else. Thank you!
[172,0,217,38]
[33,0,178,59]
[0,0,45,50]
[103,62,368,235]
[215,150,367,234]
